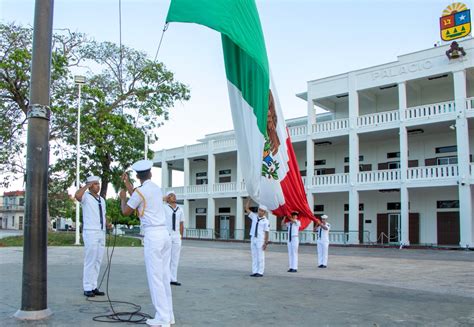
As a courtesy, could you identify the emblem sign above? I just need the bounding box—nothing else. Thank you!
[440,2,471,41]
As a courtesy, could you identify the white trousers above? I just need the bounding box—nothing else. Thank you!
[317,241,329,266]
[250,237,265,274]
[144,228,173,324]
[287,237,299,270]
[83,230,105,291]
[170,233,182,282]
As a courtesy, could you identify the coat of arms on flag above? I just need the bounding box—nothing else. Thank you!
[440,2,471,41]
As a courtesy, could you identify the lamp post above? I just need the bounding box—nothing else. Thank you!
[74,75,85,246]
[144,129,148,160]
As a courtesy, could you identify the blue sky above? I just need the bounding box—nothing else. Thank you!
[0,0,461,191]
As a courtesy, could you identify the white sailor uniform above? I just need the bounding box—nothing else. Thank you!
[81,191,106,292]
[317,223,331,266]
[164,204,184,283]
[286,219,301,270]
[127,180,173,324]
[248,212,270,275]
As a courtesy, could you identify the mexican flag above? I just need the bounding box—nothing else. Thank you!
[167,0,316,229]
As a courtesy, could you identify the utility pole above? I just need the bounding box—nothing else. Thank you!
[14,0,54,320]
[74,75,85,245]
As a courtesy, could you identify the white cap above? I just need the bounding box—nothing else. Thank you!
[321,214,328,219]
[258,204,268,211]
[166,191,176,196]
[86,176,100,183]
[131,160,153,172]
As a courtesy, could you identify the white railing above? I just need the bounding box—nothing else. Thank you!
[187,143,208,154]
[311,173,349,187]
[184,228,214,239]
[405,100,455,120]
[186,184,208,194]
[357,110,399,128]
[163,186,184,197]
[407,165,458,180]
[357,169,400,183]
[466,97,474,111]
[213,182,237,193]
[271,231,351,245]
[288,125,307,138]
[312,118,349,134]
[214,138,236,150]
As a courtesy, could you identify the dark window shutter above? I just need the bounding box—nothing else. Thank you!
[425,158,437,166]
[378,162,389,170]
[408,160,419,168]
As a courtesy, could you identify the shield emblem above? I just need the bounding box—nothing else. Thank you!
[440,3,471,41]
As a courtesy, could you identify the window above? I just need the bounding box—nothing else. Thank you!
[218,207,231,213]
[387,202,401,210]
[314,160,326,166]
[437,200,459,209]
[437,156,457,165]
[19,216,23,230]
[300,170,307,177]
[344,156,364,163]
[315,168,335,175]
[19,198,24,206]
[344,204,364,211]
[219,169,232,183]
[196,208,207,214]
[387,152,400,159]
[12,216,15,227]
[436,145,457,154]
[196,172,208,185]
[387,161,400,169]
[314,205,324,212]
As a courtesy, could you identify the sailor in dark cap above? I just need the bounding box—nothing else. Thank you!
[119,160,174,327]
[75,175,107,297]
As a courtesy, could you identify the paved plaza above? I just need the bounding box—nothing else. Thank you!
[1,240,473,326]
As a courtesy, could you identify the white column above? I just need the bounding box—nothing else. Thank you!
[184,157,190,187]
[454,70,473,248]
[208,140,216,194]
[306,137,314,189]
[348,77,360,244]
[184,199,190,230]
[306,192,315,231]
[267,211,277,234]
[398,81,410,246]
[207,197,215,238]
[236,196,244,240]
[161,150,169,188]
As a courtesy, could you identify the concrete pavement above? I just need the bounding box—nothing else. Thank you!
[1,240,473,326]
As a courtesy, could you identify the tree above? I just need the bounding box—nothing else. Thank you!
[1,22,190,197]
[106,198,139,226]
[0,23,87,188]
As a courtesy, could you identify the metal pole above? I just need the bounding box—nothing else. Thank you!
[144,130,148,159]
[14,0,54,320]
[75,83,82,245]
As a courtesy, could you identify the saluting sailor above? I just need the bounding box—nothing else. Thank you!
[315,214,331,268]
[75,175,107,297]
[164,190,184,286]
[283,211,301,273]
[244,198,270,277]
[119,160,174,327]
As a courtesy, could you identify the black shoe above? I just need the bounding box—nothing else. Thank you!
[318,265,324,268]
[170,281,182,286]
[322,265,327,268]
[250,273,258,277]
[287,269,293,272]
[84,291,95,297]
[93,288,105,296]
[255,273,263,277]
[291,269,297,273]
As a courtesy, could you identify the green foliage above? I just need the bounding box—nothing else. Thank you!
[106,197,140,226]
[0,231,143,247]
[0,22,191,197]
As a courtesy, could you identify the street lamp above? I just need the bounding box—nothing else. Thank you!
[144,129,148,160]
[74,75,85,245]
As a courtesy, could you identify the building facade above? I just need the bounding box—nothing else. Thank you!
[0,191,25,230]
[154,39,474,248]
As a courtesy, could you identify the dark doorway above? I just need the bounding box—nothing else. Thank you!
[437,212,460,245]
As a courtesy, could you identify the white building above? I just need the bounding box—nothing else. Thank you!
[0,191,25,230]
[154,38,474,248]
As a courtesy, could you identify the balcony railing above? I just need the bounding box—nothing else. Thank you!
[213,182,237,193]
[466,97,474,111]
[310,173,349,187]
[163,186,185,197]
[288,125,307,138]
[357,169,401,184]
[357,110,399,128]
[186,184,209,194]
[405,100,455,120]
[0,205,25,211]
[407,165,458,180]
[187,143,208,155]
[214,138,236,151]
[312,118,349,134]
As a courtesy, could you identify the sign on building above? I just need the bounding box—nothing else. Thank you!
[440,2,471,41]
